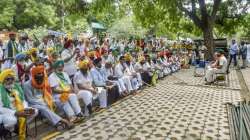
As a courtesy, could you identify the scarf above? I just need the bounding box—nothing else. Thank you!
[31,66,54,110]
[55,72,70,103]
[0,83,26,140]
[16,63,25,82]
[0,83,24,108]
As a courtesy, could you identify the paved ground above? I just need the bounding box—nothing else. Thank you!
[241,68,250,91]
[51,68,245,140]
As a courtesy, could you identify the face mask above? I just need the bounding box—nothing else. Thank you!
[34,75,44,85]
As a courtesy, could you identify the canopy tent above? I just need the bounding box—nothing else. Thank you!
[48,30,66,37]
[91,22,105,30]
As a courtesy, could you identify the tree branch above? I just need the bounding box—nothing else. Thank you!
[198,0,208,20]
[211,0,222,19]
[177,1,202,28]
[191,0,196,14]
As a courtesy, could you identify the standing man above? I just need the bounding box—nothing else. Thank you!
[5,32,19,58]
[227,40,239,73]
[239,41,247,69]
[2,33,17,70]
[0,39,4,69]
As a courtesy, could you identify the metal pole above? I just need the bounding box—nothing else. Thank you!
[240,102,243,140]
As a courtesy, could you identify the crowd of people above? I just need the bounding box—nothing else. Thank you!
[0,32,183,139]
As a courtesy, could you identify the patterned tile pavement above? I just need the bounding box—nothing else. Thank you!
[172,68,241,90]
[241,68,250,91]
[52,68,243,140]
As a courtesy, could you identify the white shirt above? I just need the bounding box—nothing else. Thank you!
[61,49,77,76]
[134,62,143,72]
[76,44,85,56]
[114,63,124,78]
[219,56,227,73]
[48,72,72,89]
[74,71,93,89]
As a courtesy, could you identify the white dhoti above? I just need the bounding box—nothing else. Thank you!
[205,67,224,83]
[0,108,38,130]
[31,104,61,125]
[119,76,133,92]
[158,69,164,78]
[54,93,82,117]
[136,73,143,87]
[110,80,125,93]
[117,79,127,93]
[95,87,108,108]
[77,90,93,116]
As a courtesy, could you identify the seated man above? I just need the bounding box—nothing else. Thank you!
[73,59,96,116]
[124,54,143,89]
[205,50,227,84]
[158,55,172,76]
[114,56,136,94]
[152,58,164,79]
[49,60,83,123]
[23,65,73,130]
[101,61,128,97]
[90,58,118,106]
[134,56,153,85]
[0,69,38,139]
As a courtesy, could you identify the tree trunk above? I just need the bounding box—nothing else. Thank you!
[202,26,215,60]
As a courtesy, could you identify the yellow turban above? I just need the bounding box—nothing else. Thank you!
[47,47,54,54]
[124,53,132,61]
[88,51,96,57]
[28,48,38,54]
[138,56,145,62]
[0,69,15,83]
[78,60,89,69]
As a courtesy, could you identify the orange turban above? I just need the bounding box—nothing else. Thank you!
[31,66,45,89]
[31,66,54,110]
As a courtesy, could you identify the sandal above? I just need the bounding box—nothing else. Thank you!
[55,121,66,131]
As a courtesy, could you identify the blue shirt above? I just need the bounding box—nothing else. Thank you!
[90,67,106,87]
[229,43,238,55]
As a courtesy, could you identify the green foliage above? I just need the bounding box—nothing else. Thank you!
[13,0,59,29]
[128,0,249,38]
[0,0,16,29]
[107,16,147,38]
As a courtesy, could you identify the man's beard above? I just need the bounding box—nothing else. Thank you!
[35,79,44,85]
[80,69,88,75]
[4,83,14,91]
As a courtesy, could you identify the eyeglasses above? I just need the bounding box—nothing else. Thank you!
[4,77,15,82]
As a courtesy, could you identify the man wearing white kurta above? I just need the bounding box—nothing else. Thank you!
[49,60,83,122]
[205,50,227,84]
[114,56,135,93]
[0,69,38,131]
[74,60,108,116]
[101,62,127,95]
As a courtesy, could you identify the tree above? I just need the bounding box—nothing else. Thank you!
[0,0,16,29]
[129,0,250,58]
[107,16,147,38]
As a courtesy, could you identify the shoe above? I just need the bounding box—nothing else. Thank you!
[55,120,74,131]
[205,82,212,85]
